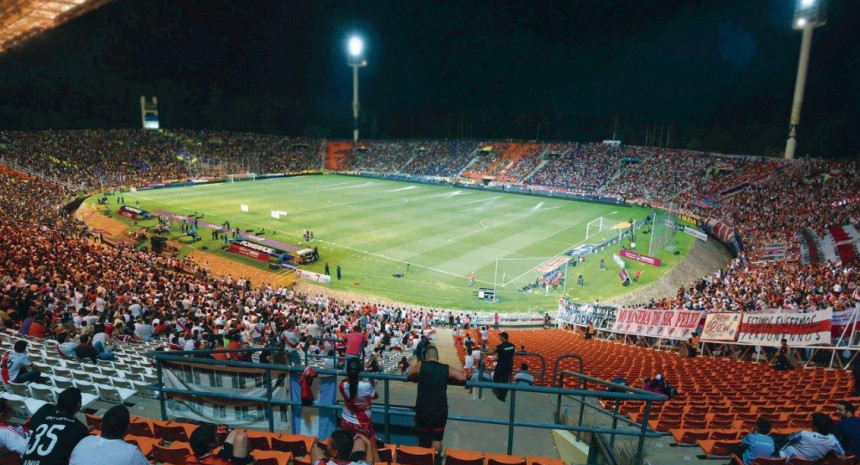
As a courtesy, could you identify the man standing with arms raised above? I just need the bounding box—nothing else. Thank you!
[407,345,466,455]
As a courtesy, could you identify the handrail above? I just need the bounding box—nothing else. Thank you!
[552,353,586,433]
[555,369,665,465]
[150,350,663,462]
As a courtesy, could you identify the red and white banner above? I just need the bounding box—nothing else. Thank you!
[619,249,662,267]
[228,242,270,262]
[611,309,704,340]
[737,309,832,347]
[700,313,742,342]
[831,307,860,338]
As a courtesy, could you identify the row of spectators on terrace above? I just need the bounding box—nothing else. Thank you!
[0,129,320,191]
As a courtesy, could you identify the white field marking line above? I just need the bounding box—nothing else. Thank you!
[130,193,486,283]
[447,205,548,242]
[502,223,612,287]
[443,239,543,259]
[326,197,409,208]
[540,219,584,241]
[388,186,419,192]
[310,180,359,190]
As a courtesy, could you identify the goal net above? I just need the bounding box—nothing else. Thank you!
[648,205,679,256]
[585,216,625,245]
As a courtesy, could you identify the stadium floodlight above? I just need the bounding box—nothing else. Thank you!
[347,34,368,143]
[348,36,364,57]
[785,0,827,160]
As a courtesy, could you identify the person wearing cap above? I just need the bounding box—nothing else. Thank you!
[835,401,860,456]
[483,332,516,401]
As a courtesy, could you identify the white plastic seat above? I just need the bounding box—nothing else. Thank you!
[98,385,136,404]
[29,383,56,403]
[5,383,30,398]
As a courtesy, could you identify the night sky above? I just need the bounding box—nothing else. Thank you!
[0,0,857,157]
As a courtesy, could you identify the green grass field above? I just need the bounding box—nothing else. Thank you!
[86,174,695,313]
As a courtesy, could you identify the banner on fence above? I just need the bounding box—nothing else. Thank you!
[700,313,741,342]
[737,309,832,347]
[162,361,290,430]
[682,226,708,241]
[831,307,860,338]
[557,299,617,327]
[611,309,704,340]
[619,249,662,267]
[296,269,331,284]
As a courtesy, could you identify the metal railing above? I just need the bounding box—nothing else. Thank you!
[149,349,664,464]
[555,369,665,465]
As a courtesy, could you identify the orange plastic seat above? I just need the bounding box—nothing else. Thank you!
[446,449,484,465]
[731,453,786,465]
[678,430,710,445]
[124,435,161,456]
[127,418,154,437]
[151,443,192,465]
[396,445,437,465]
[154,423,189,443]
[272,434,314,456]
[525,456,565,465]
[485,453,526,465]
[251,450,293,465]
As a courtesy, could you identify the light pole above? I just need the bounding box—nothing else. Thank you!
[785,0,827,160]
[347,35,367,143]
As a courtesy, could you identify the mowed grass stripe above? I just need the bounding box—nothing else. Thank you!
[106,174,690,312]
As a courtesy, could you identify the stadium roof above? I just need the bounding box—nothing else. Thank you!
[0,0,113,53]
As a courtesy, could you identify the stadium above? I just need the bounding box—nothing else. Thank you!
[0,1,858,465]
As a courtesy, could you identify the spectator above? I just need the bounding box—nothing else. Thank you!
[483,332,516,401]
[513,363,535,386]
[407,345,466,454]
[780,413,845,460]
[22,387,89,465]
[69,405,148,465]
[339,358,379,440]
[835,401,860,457]
[345,325,367,362]
[309,430,380,465]
[56,332,78,359]
[773,339,794,371]
[187,423,252,465]
[730,418,774,465]
[0,398,27,456]
[1,340,42,384]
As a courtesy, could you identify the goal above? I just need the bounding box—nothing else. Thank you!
[586,216,611,241]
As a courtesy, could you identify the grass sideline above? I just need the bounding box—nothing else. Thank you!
[85,175,695,313]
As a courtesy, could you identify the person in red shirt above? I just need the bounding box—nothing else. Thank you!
[27,316,48,339]
[345,325,367,361]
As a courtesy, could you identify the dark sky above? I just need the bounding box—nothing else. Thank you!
[0,0,857,156]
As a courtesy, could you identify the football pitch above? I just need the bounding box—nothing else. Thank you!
[92,175,695,313]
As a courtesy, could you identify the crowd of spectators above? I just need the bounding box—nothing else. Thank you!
[3,129,860,325]
[0,129,320,192]
[527,143,623,192]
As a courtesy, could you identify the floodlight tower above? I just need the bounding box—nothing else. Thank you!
[347,35,367,143]
[784,0,827,160]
